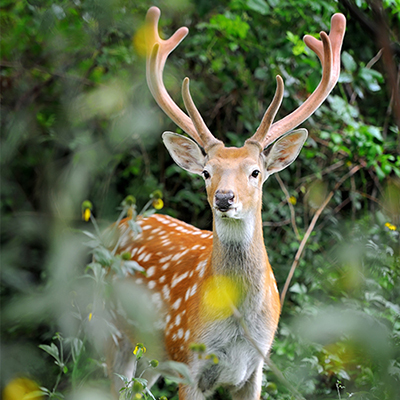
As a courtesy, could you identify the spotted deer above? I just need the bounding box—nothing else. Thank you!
[109,7,346,399]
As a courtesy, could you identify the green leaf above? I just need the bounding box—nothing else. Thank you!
[342,51,357,72]
[246,0,270,15]
[39,343,60,363]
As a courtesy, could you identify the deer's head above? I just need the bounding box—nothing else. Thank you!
[145,7,345,231]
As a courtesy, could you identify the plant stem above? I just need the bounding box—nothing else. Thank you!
[280,164,362,308]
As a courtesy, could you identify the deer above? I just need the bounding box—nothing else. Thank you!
[108,6,346,399]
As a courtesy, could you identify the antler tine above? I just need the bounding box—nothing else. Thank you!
[260,13,346,149]
[246,75,284,147]
[145,6,217,149]
[182,78,222,151]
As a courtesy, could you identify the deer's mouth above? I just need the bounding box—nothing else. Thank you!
[214,206,241,219]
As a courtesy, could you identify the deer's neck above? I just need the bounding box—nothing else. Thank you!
[211,212,266,278]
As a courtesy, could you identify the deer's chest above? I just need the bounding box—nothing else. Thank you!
[191,305,273,392]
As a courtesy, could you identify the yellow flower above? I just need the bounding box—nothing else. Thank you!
[205,353,219,364]
[289,196,297,205]
[385,222,397,231]
[3,377,43,400]
[81,200,93,222]
[83,208,91,222]
[133,23,152,58]
[152,198,164,210]
[201,276,241,321]
[88,313,93,321]
[133,343,146,359]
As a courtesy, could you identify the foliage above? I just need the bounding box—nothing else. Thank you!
[1,0,399,399]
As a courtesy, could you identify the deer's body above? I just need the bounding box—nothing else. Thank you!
[108,6,345,399]
[117,211,279,397]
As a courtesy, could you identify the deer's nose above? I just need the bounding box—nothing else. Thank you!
[215,190,235,212]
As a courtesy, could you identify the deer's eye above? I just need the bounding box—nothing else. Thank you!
[251,170,260,178]
[203,170,211,179]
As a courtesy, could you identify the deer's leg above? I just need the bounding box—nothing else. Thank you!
[178,383,208,400]
[106,336,135,398]
[231,361,263,400]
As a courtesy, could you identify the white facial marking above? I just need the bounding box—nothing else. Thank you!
[214,214,255,245]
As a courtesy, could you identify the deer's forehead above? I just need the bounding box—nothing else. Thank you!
[207,146,261,169]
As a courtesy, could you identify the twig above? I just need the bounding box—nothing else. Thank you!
[350,49,383,104]
[297,159,345,186]
[275,174,300,240]
[280,164,362,308]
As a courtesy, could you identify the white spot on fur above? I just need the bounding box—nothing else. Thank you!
[185,283,197,301]
[172,298,182,310]
[148,280,156,289]
[160,255,172,263]
[196,261,207,278]
[138,252,147,262]
[151,292,162,309]
[131,248,138,257]
[171,271,189,287]
[137,246,146,255]
[147,266,155,277]
[184,330,190,341]
[161,262,170,270]
[162,286,170,300]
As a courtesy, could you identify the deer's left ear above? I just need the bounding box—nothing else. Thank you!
[262,129,308,180]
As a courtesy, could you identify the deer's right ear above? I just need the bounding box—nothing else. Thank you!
[162,132,206,175]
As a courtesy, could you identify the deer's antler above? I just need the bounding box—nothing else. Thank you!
[145,7,346,151]
[146,7,221,151]
[250,13,346,148]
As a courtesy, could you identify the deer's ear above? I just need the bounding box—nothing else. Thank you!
[262,129,308,179]
[163,132,206,175]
